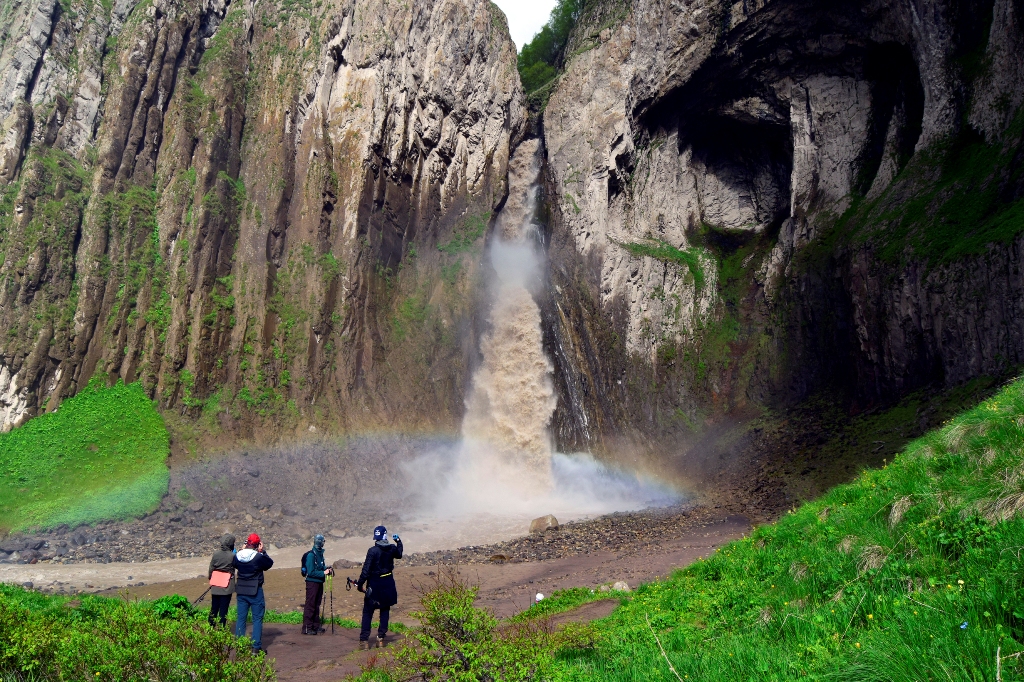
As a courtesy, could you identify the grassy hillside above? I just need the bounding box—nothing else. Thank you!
[547,376,1024,680]
[0,379,169,534]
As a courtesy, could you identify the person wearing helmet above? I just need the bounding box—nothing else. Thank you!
[356,525,403,649]
[302,534,333,635]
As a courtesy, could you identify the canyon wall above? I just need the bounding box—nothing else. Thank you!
[541,0,1024,452]
[0,0,523,435]
[2,0,1023,463]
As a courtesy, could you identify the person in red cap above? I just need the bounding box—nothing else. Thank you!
[232,533,274,654]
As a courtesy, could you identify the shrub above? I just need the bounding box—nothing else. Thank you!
[372,566,595,681]
[0,585,273,681]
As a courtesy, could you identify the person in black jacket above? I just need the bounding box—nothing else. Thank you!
[356,525,403,649]
[207,534,236,628]
[233,533,274,654]
[302,534,333,635]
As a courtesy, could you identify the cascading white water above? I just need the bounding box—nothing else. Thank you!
[459,139,557,495]
[398,139,679,528]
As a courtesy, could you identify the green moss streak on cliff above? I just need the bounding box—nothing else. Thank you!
[438,211,489,254]
[617,239,706,289]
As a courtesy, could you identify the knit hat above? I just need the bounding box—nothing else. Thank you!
[373,526,387,541]
[247,533,261,546]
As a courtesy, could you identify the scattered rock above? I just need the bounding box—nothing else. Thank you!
[332,558,360,571]
[612,581,630,592]
[21,582,32,589]
[489,554,509,563]
[187,502,205,513]
[267,505,283,519]
[329,529,347,539]
[599,585,611,593]
[282,507,299,517]
[529,515,559,533]
[0,539,26,553]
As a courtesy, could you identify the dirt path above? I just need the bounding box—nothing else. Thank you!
[98,515,748,680]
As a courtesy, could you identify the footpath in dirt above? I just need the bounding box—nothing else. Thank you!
[95,513,748,681]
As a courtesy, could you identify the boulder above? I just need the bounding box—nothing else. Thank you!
[612,581,631,592]
[0,538,26,553]
[187,501,204,513]
[267,504,283,519]
[329,529,347,539]
[332,558,360,571]
[529,515,559,533]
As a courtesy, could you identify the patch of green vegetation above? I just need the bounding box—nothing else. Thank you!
[546,375,1024,680]
[806,110,1024,269]
[319,252,342,282]
[0,378,169,534]
[392,291,429,343]
[441,260,463,287]
[360,568,594,682]
[0,585,271,679]
[438,212,489,254]
[517,0,580,92]
[616,239,706,288]
[511,587,621,623]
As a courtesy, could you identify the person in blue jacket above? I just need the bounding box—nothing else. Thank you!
[302,534,334,635]
[356,525,403,649]
[233,533,274,654]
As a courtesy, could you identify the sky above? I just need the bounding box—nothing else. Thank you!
[492,0,559,50]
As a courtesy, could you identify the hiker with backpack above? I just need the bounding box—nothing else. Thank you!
[301,534,334,635]
[207,534,236,628]
[356,526,403,649]
[233,533,274,654]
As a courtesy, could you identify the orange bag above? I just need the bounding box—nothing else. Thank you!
[210,571,231,588]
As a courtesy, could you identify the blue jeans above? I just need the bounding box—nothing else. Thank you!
[235,587,266,651]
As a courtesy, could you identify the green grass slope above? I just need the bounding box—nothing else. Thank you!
[551,376,1024,680]
[0,379,169,534]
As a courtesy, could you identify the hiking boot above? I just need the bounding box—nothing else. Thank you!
[302,628,318,635]
[358,640,370,651]
[376,636,385,648]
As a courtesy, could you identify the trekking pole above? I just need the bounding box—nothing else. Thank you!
[328,575,334,634]
[192,586,211,607]
[320,581,327,630]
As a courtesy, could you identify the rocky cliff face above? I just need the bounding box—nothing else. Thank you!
[541,0,1024,452]
[2,0,1022,468]
[0,0,523,436]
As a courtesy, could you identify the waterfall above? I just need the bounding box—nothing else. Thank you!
[460,139,557,496]
[398,139,679,524]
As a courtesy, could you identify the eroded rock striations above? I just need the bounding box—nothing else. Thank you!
[2,0,1022,467]
[0,0,523,434]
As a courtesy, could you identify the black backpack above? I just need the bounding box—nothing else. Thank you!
[300,550,311,578]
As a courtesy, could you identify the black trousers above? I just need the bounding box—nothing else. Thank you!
[360,599,390,641]
[303,581,324,632]
[209,594,232,626]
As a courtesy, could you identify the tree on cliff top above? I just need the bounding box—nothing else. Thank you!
[517,0,582,92]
